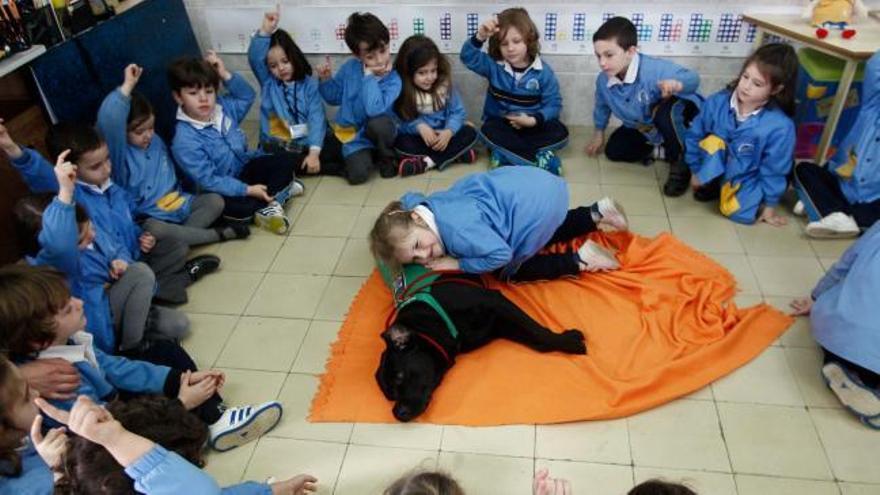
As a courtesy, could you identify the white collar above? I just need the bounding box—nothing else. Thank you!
[38,331,98,369]
[77,178,113,194]
[729,91,763,122]
[176,105,225,132]
[500,55,543,78]
[607,53,640,88]
[413,205,445,252]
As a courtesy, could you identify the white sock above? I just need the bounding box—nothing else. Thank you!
[424,156,436,169]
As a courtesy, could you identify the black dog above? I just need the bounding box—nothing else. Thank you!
[375,273,587,421]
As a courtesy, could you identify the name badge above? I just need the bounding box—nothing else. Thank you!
[289,123,309,139]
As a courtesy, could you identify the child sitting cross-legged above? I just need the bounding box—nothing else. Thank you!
[0,264,283,454]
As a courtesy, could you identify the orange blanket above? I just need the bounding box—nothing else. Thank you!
[310,232,793,425]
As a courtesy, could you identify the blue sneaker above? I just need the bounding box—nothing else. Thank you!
[536,150,562,176]
[273,178,305,207]
[209,400,283,452]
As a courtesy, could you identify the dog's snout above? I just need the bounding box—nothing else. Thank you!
[393,403,415,422]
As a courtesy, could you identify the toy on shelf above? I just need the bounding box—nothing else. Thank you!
[803,0,868,39]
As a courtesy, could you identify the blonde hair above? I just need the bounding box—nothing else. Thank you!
[384,470,465,495]
[369,201,418,272]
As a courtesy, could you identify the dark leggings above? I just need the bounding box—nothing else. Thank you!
[394,125,479,169]
[507,207,598,282]
[604,96,699,164]
[222,153,299,221]
[794,161,880,228]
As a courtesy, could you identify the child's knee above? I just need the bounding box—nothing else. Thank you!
[366,116,395,139]
[127,262,156,286]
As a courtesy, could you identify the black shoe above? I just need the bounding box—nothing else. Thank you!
[185,254,221,283]
[663,161,691,197]
[379,159,398,178]
[215,221,250,242]
[693,178,722,202]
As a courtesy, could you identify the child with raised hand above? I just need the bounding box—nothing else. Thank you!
[98,64,250,245]
[38,394,317,494]
[14,152,189,355]
[248,7,346,177]
[586,16,702,197]
[317,12,402,184]
[794,49,880,238]
[0,264,284,453]
[370,167,628,281]
[460,8,568,175]
[392,34,479,176]
[170,51,304,235]
[0,355,57,493]
[685,43,797,226]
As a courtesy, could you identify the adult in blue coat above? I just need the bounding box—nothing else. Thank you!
[369,167,628,281]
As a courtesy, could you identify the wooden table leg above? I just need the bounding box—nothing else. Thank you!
[816,58,858,165]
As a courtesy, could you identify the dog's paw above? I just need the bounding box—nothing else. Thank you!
[560,329,587,354]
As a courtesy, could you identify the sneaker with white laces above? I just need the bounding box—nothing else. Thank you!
[576,240,620,272]
[594,197,629,231]
[822,362,880,420]
[793,200,806,217]
[209,401,283,452]
[254,202,290,235]
[273,179,306,207]
[805,212,859,239]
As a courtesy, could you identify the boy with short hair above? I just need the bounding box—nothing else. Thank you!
[585,16,702,197]
[0,264,284,452]
[169,51,304,235]
[316,12,402,184]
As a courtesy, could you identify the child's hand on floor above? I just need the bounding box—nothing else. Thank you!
[505,113,537,129]
[54,150,77,204]
[120,64,143,97]
[533,468,572,495]
[139,232,156,253]
[758,206,788,227]
[657,79,684,98]
[425,256,460,271]
[109,259,129,280]
[30,415,68,470]
[477,17,499,42]
[271,474,319,495]
[584,131,605,156]
[36,396,122,448]
[0,118,23,159]
[417,123,438,147]
[432,129,454,151]
[260,6,280,35]
[205,50,232,81]
[178,370,218,410]
[789,297,813,316]
[302,149,321,174]
[247,184,274,203]
[316,56,332,82]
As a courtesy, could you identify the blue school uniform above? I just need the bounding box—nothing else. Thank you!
[0,440,53,495]
[248,33,327,152]
[171,73,263,198]
[826,50,880,205]
[126,445,271,494]
[318,58,402,157]
[395,86,467,136]
[400,166,568,278]
[11,148,142,261]
[593,53,701,145]
[685,89,795,224]
[459,36,562,124]
[34,331,170,416]
[26,197,121,352]
[97,88,193,223]
[811,221,880,374]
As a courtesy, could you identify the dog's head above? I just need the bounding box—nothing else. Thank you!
[375,323,447,422]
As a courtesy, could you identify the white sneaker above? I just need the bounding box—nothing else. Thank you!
[595,197,629,231]
[255,202,290,235]
[805,212,859,239]
[822,362,880,419]
[793,200,806,217]
[291,178,305,197]
[209,401,283,452]
[576,240,620,272]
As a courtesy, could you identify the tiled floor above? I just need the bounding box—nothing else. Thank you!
[181,127,879,494]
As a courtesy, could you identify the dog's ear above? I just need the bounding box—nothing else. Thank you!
[382,323,412,351]
[375,349,398,400]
